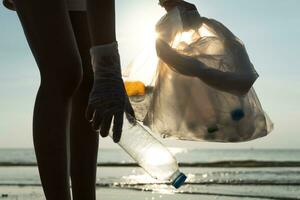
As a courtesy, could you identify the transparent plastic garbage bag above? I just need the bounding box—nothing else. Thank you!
[123,7,273,143]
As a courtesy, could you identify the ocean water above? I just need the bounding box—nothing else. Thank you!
[0,148,300,199]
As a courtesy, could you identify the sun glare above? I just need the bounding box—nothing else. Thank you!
[172,29,196,48]
[198,24,216,37]
[144,148,174,167]
[123,28,159,86]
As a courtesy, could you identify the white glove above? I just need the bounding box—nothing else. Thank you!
[86,42,135,142]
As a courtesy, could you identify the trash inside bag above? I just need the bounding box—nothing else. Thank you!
[123,6,273,143]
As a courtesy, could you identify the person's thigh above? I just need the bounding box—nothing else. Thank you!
[69,11,93,93]
[13,0,82,95]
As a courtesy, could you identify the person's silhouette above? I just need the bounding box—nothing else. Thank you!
[3,0,133,199]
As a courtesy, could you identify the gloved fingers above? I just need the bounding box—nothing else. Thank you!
[112,111,124,143]
[92,111,103,131]
[125,109,136,125]
[97,105,122,135]
[91,99,122,107]
[92,105,121,131]
[100,115,113,137]
[101,105,123,118]
[89,100,123,117]
[125,97,136,124]
[85,104,95,122]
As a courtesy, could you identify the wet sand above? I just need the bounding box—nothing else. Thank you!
[1,186,299,200]
[0,186,221,200]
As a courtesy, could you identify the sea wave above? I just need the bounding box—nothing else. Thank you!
[1,179,300,187]
[1,160,300,167]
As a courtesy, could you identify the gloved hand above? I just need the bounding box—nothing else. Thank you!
[160,0,197,12]
[86,42,135,143]
[160,0,201,31]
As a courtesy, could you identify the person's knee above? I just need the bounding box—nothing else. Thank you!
[40,57,83,98]
[81,62,94,92]
[73,54,94,95]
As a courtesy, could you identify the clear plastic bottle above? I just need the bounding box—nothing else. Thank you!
[111,117,187,189]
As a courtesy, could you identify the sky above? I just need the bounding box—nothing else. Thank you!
[0,0,299,149]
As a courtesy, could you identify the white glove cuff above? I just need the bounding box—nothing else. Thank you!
[90,42,120,73]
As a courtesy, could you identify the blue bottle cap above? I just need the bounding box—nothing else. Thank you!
[172,172,187,189]
[231,109,245,121]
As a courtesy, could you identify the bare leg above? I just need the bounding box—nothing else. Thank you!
[68,11,99,200]
[13,1,82,199]
[87,0,116,45]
